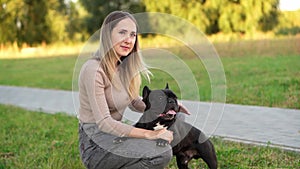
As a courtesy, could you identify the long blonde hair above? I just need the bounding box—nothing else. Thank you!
[94,11,151,99]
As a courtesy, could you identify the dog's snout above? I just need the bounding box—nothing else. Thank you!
[166,98,179,112]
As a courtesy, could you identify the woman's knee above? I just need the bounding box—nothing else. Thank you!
[142,148,173,168]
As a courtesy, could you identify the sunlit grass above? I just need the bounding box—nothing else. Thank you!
[1,104,299,168]
[0,104,84,169]
[0,55,76,90]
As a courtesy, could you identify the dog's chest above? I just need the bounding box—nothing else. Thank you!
[153,122,167,130]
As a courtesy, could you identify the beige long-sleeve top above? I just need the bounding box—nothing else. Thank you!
[78,59,146,137]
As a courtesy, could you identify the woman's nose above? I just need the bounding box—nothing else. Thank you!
[124,34,135,43]
[124,36,132,43]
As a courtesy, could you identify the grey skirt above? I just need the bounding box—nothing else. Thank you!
[78,123,172,169]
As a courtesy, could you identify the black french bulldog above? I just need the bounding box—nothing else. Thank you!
[135,84,218,169]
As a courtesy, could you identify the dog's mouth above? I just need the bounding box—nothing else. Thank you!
[159,109,177,120]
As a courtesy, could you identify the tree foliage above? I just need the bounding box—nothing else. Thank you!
[1,0,298,46]
[275,10,300,35]
[0,0,84,46]
[142,0,279,35]
[78,0,145,35]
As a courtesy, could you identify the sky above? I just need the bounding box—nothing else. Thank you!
[279,0,300,11]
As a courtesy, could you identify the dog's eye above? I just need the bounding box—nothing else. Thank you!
[168,99,176,104]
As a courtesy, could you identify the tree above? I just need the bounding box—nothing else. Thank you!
[0,0,282,46]
[217,0,279,34]
[78,0,145,35]
[142,0,280,35]
[0,0,25,45]
[0,0,77,46]
[259,0,279,32]
[142,0,208,34]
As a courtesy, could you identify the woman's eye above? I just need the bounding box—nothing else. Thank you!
[130,33,136,37]
[119,31,126,35]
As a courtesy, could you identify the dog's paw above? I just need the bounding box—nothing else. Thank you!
[113,137,127,144]
[156,139,169,147]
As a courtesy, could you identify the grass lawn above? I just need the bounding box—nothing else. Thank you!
[0,55,76,91]
[1,104,299,169]
[0,105,83,169]
[0,40,299,108]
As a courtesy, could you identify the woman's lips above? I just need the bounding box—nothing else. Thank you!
[121,46,130,50]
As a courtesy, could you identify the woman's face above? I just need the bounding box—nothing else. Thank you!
[111,18,137,58]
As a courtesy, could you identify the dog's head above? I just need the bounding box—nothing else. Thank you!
[142,84,179,121]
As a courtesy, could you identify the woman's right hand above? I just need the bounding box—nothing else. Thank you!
[146,128,173,143]
[129,127,173,143]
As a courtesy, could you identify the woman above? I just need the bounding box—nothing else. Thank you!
[78,11,190,169]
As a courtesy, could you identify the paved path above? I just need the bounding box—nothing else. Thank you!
[1,85,299,152]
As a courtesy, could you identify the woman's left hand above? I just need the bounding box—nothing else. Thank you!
[178,102,191,115]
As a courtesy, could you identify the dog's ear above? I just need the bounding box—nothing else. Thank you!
[165,83,169,89]
[142,86,151,99]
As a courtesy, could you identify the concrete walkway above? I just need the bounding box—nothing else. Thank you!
[1,85,299,152]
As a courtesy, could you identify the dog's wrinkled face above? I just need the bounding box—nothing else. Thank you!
[142,84,179,121]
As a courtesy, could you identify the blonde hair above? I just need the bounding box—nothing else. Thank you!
[95,11,151,99]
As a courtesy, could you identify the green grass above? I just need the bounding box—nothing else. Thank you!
[168,138,300,169]
[222,55,300,108]
[1,43,299,108]
[0,55,76,90]
[0,104,84,169]
[1,104,299,168]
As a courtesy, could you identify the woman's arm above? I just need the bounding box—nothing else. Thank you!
[81,63,134,137]
[128,96,146,113]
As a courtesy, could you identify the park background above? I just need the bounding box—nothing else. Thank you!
[1,0,300,168]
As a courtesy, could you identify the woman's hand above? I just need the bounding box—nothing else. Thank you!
[129,127,173,143]
[178,102,191,115]
[146,128,173,143]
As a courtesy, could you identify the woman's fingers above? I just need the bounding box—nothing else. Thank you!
[157,128,173,143]
[178,102,191,115]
